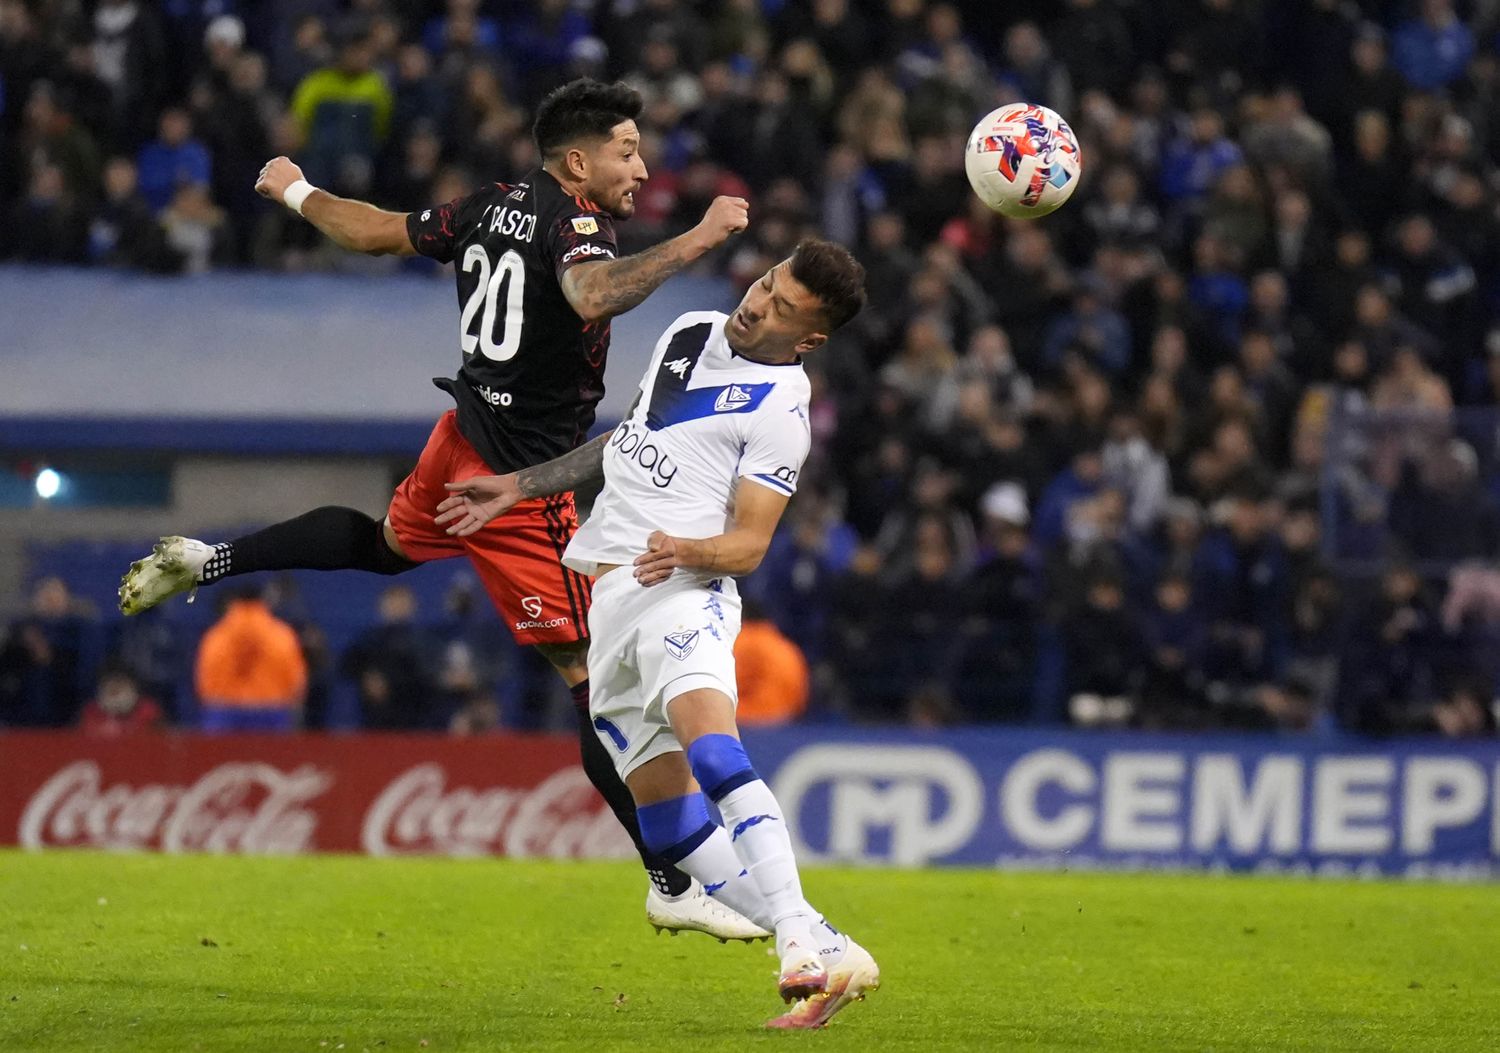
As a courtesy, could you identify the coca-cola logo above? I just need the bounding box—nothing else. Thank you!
[362,764,633,859]
[19,761,331,854]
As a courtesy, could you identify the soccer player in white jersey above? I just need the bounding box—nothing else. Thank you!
[434,239,876,1028]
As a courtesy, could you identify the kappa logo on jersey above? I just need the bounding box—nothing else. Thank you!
[665,357,691,379]
[714,385,754,412]
[571,216,599,235]
[521,596,543,619]
[664,629,699,660]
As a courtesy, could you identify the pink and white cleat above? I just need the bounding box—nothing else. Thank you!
[776,938,829,1004]
[767,935,879,1030]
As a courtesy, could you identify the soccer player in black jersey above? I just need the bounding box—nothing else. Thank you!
[117,79,763,941]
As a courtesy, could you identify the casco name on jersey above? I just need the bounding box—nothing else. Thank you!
[487,206,537,243]
[562,242,615,264]
[609,418,678,489]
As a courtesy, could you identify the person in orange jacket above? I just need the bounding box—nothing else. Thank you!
[195,585,306,732]
[733,598,809,726]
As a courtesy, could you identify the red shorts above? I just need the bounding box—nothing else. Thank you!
[386,411,593,646]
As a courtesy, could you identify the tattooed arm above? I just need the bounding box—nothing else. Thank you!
[561,196,748,322]
[434,393,641,537]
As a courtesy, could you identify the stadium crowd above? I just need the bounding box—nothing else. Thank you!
[5,0,1500,737]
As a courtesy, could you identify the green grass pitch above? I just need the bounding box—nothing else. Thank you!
[2,851,1497,1052]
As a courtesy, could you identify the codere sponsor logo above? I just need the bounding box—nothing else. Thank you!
[562,242,615,264]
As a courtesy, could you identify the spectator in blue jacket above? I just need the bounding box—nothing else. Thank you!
[1391,0,1475,91]
[135,106,210,213]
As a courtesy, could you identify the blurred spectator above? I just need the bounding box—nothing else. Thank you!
[954,482,1039,719]
[1160,107,1243,212]
[79,667,165,736]
[161,183,232,272]
[734,598,810,726]
[449,693,501,735]
[289,24,392,193]
[107,604,183,720]
[1062,572,1141,727]
[999,21,1072,116]
[89,156,180,270]
[195,585,307,732]
[1430,678,1496,738]
[1341,564,1441,732]
[1042,275,1132,375]
[92,0,167,145]
[196,51,276,257]
[341,585,439,730]
[1391,0,1473,92]
[20,81,102,202]
[6,163,89,263]
[0,577,101,728]
[136,107,211,213]
[1052,0,1133,98]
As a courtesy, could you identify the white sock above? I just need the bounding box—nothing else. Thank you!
[715,779,816,954]
[674,825,775,931]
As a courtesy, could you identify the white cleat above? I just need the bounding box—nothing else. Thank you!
[775,937,829,1003]
[118,536,214,615]
[646,881,772,943]
[767,934,879,1029]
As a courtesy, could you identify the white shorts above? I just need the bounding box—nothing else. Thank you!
[586,568,742,779]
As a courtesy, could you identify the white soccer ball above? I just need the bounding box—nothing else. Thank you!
[964,103,1082,219]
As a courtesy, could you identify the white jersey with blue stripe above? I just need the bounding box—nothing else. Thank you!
[563,310,811,577]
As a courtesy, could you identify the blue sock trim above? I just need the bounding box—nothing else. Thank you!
[687,733,757,801]
[661,822,715,864]
[637,793,713,862]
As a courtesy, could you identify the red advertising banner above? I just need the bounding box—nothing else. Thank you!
[0,732,635,859]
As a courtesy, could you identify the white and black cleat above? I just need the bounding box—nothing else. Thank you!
[118,536,213,615]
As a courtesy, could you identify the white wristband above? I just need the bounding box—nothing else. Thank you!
[283,179,317,215]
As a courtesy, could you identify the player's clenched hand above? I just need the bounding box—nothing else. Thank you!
[255,156,305,204]
[690,196,749,252]
[436,474,522,536]
[634,530,686,586]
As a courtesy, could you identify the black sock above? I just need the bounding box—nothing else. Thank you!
[571,679,692,898]
[203,507,418,582]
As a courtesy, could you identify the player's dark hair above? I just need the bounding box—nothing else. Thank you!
[533,79,643,159]
[789,239,867,331]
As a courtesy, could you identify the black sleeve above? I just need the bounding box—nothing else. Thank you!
[545,208,620,281]
[406,191,486,263]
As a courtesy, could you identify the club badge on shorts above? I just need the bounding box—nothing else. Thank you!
[664,629,699,660]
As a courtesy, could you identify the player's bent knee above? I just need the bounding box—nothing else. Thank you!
[686,733,757,803]
[625,751,697,809]
[664,683,737,741]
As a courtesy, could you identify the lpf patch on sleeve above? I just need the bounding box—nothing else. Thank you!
[571,216,599,235]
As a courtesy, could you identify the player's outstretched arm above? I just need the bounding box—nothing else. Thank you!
[436,431,614,536]
[633,479,790,586]
[561,196,748,323]
[255,156,416,257]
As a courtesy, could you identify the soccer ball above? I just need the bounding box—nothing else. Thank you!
[964,104,1082,219]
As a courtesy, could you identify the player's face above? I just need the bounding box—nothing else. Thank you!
[725,262,829,362]
[583,121,648,219]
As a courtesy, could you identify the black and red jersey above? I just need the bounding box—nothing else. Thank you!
[406,168,618,474]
